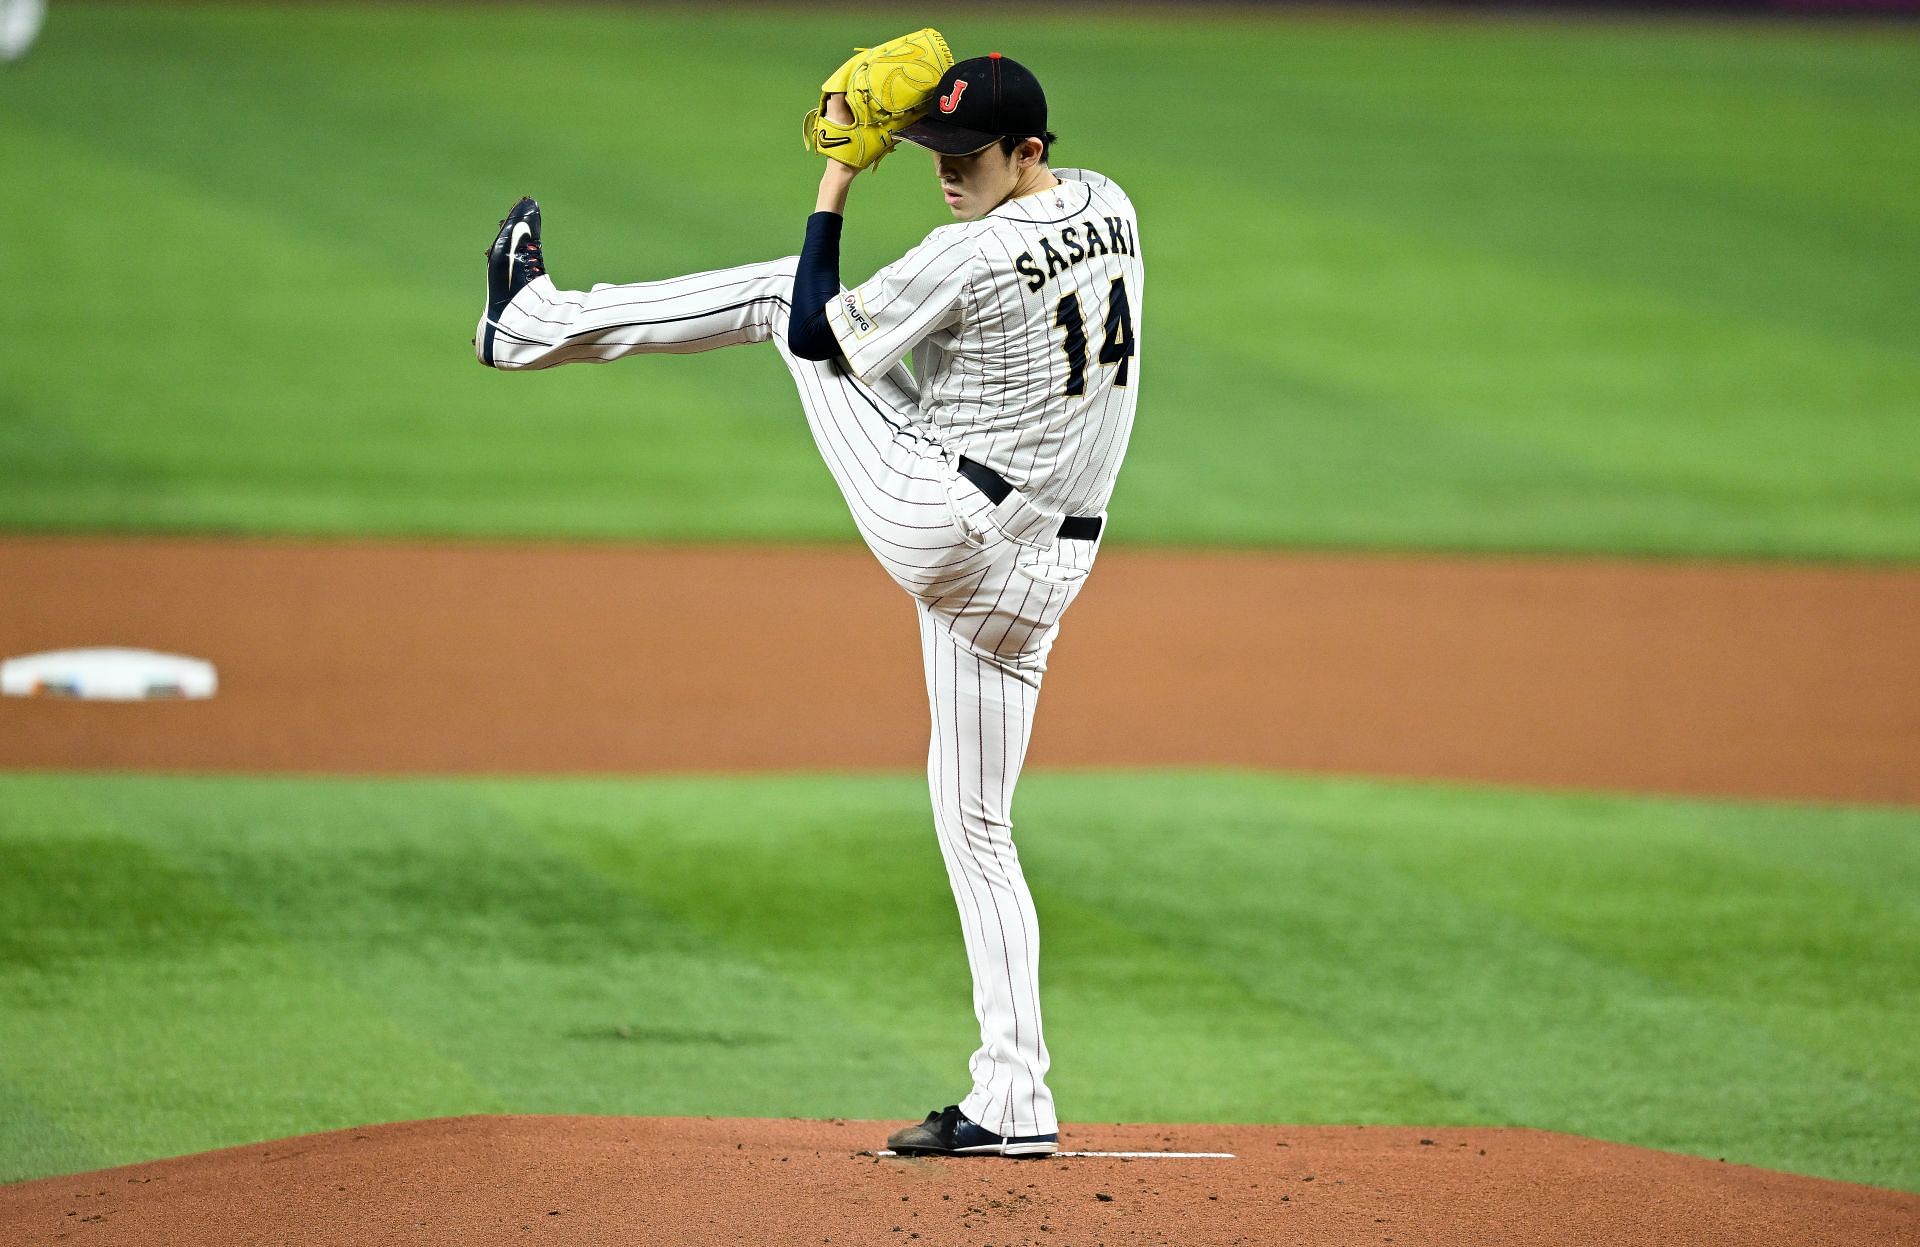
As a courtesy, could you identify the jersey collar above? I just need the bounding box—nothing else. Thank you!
[987,169,1100,226]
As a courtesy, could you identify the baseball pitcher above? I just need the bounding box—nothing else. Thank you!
[475,32,1143,1158]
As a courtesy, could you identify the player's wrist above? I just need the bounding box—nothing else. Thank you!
[815,160,857,214]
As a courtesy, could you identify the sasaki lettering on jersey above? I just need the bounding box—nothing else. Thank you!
[840,290,877,338]
[1012,215,1138,293]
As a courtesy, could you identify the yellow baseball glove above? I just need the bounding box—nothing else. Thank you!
[801,28,954,171]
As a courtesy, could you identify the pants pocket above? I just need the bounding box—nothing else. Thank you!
[1014,531,1097,589]
[941,461,1000,549]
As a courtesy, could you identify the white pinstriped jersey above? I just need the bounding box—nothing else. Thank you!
[825,168,1143,521]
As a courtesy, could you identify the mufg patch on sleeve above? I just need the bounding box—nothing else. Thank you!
[841,291,877,339]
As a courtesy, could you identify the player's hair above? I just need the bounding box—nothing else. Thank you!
[999,132,1057,162]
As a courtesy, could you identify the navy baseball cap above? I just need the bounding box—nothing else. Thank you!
[897,53,1048,155]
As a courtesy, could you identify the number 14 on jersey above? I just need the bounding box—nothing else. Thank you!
[1055,277,1136,396]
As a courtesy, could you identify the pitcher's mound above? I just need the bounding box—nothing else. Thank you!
[2,1115,1913,1246]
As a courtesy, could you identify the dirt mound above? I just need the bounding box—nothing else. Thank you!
[3,537,1917,803]
[2,1115,1913,1246]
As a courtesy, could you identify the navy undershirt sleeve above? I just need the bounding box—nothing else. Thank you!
[787,211,845,362]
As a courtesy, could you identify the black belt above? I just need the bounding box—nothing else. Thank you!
[958,457,1104,541]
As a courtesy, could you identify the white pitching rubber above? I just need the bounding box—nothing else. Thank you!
[876,1149,1236,1159]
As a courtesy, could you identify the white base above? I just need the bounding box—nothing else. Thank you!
[1,648,218,700]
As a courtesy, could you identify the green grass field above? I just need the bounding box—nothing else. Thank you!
[1,5,1917,557]
[3,771,1915,1191]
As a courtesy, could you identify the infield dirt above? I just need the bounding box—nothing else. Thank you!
[3,536,1917,803]
[2,1115,1916,1247]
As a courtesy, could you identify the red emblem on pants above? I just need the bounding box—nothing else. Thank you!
[939,80,968,113]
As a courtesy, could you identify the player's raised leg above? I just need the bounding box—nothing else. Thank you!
[475,197,797,371]
[765,332,1025,602]
[473,198,996,599]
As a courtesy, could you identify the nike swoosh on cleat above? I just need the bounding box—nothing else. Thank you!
[508,221,532,275]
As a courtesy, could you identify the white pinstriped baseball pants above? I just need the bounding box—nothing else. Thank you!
[484,260,1102,1137]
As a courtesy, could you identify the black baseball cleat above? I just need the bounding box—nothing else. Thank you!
[885,1106,1059,1158]
[477,196,546,367]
